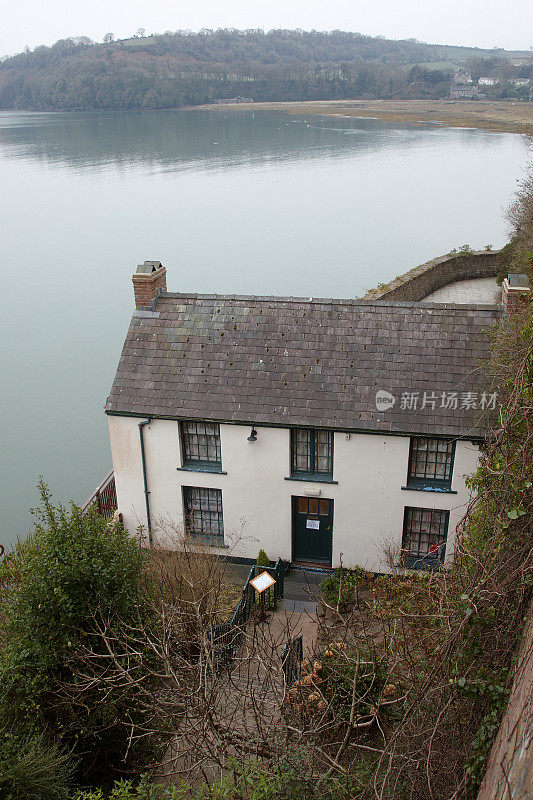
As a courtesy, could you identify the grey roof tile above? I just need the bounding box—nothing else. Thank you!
[106,294,501,437]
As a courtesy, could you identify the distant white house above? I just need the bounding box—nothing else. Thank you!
[105,262,503,573]
[478,77,499,86]
[452,71,473,84]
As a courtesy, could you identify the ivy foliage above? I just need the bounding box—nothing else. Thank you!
[448,305,531,796]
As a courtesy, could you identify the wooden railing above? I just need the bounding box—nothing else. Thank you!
[82,470,118,519]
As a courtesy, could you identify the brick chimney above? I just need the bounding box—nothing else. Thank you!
[132,261,167,309]
[501,273,530,315]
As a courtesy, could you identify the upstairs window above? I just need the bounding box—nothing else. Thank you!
[402,507,449,569]
[183,486,224,546]
[181,421,221,468]
[291,429,333,478]
[407,437,455,489]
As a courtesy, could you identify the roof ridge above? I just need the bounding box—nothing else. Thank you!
[158,291,501,312]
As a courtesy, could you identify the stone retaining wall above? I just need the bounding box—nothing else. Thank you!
[362,250,502,302]
[477,602,533,800]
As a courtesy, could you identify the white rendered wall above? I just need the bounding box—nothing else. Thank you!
[107,416,479,572]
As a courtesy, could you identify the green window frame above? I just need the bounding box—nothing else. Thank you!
[407,437,455,489]
[402,506,449,569]
[290,429,333,477]
[180,421,221,467]
[183,486,224,545]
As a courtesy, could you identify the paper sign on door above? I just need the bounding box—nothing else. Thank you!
[306,519,320,530]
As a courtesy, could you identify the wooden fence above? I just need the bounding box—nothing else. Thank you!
[82,471,118,519]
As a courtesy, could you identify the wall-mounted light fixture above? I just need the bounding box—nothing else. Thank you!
[247,427,258,443]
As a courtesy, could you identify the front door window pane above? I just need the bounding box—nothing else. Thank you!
[308,498,319,515]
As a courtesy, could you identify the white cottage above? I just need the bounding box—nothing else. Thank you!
[105,262,502,572]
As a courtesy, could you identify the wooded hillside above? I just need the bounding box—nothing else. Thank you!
[1,29,531,110]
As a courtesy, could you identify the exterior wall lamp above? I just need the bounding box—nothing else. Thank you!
[247,427,258,443]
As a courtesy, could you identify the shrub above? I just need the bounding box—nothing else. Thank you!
[0,727,76,800]
[73,760,361,799]
[256,548,270,567]
[320,642,390,723]
[0,481,161,785]
[320,566,368,607]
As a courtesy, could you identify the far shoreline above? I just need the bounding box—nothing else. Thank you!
[194,99,533,135]
[2,100,532,134]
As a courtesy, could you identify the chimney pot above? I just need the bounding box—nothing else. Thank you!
[132,261,167,309]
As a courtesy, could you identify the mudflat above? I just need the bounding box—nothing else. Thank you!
[205,99,533,134]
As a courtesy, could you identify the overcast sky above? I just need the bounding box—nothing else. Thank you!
[1,0,532,59]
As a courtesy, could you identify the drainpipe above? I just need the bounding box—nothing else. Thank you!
[138,418,152,545]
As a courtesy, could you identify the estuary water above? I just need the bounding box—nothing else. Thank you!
[0,108,529,547]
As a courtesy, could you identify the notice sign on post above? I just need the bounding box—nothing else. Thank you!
[306,519,320,530]
[250,571,276,594]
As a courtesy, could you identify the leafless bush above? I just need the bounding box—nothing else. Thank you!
[51,526,290,785]
[507,160,533,253]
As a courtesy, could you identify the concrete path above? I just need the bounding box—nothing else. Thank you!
[279,568,324,613]
[223,564,325,655]
[164,566,325,784]
[275,569,325,656]
[424,277,501,304]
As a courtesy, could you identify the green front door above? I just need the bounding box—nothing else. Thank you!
[292,496,333,564]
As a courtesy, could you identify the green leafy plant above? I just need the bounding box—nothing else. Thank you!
[73,759,363,800]
[256,548,270,567]
[320,566,369,608]
[0,727,76,800]
[0,481,161,786]
[320,642,389,723]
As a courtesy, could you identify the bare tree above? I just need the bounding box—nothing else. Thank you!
[53,525,405,793]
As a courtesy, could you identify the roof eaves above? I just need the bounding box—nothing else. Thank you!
[104,408,489,442]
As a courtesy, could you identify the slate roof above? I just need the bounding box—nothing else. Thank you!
[105,293,501,438]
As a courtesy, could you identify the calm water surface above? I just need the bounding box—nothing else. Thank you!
[0,109,529,546]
